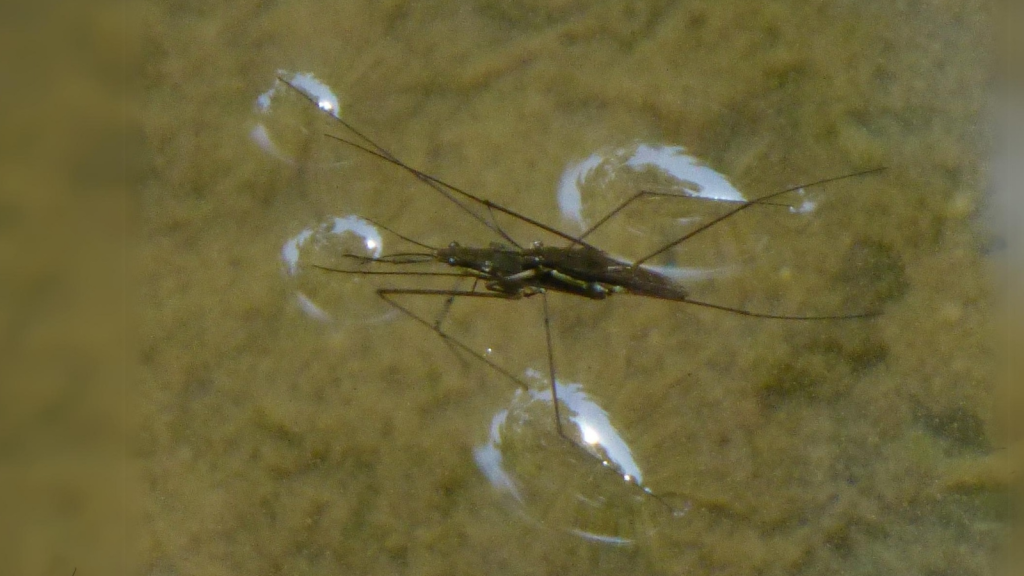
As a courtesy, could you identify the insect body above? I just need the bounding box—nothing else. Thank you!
[433,241,678,301]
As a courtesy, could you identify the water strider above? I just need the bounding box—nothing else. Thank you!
[277,75,885,514]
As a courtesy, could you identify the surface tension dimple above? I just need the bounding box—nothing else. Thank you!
[281,215,394,325]
[474,371,655,546]
[252,70,342,163]
[556,143,746,230]
[555,144,748,284]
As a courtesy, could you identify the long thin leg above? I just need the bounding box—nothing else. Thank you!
[377,288,528,391]
[431,278,481,369]
[541,291,566,437]
[433,277,480,330]
[381,286,582,444]
[679,296,880,320]
[635,167,886,266]
[568,190,784,248]
[570,168,885,255]
[380,286,692,515]
[536,292,692,515]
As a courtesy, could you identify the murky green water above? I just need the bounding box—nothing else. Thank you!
[138,1,1000,574]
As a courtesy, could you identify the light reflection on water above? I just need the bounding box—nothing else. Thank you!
[280,214,396,326]
[252,71,341,164]
[474,373,652,546]
[135,1,997,573]
[557,142,746,231]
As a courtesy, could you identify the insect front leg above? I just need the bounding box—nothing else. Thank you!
[428,277,484,369]
[433,276,481,331]
[376,287,528,392]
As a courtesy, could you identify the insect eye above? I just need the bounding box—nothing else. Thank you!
[532,241,544,249]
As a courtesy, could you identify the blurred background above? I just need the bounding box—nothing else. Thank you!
[0,1,1018,575]
[0,1,123,575]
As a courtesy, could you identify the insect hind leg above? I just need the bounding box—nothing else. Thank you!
[568,190,771,247]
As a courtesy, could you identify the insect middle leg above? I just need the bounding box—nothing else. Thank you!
[377,288,694,513]
[379,287,580,457]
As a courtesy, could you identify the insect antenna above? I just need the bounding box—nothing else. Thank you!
[357,215,438,252]
[633,167,887,266]
[351,252,436,264]
[311,263,476,279]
